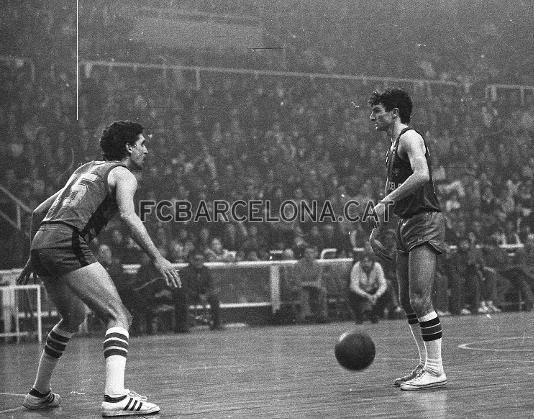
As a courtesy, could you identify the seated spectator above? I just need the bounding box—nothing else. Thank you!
[134,253,176,334]
[484,234,533,311]
[288,246,328,322]
[347,252,389,323]
[175,252,223,331]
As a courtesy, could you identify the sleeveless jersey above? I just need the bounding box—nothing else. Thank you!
[42,161,127,241]
[385,128,441,218]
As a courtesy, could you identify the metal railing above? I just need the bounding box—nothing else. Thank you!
[0,184,32,236]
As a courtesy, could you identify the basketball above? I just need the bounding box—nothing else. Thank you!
[335,330,376,371]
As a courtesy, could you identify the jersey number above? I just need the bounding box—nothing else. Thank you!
[63,173,98,208]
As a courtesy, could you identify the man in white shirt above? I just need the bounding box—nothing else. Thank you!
[348,252,388,323]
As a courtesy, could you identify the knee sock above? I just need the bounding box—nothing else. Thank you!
[33,324,74,394]
[419,311,444,374]
[406,312,426,365]
[104,327,129,397]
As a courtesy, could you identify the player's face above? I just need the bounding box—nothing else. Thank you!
[369,104,394,132]
[129,134,148,169]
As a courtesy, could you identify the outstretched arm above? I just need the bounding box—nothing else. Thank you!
[112,166,181,288]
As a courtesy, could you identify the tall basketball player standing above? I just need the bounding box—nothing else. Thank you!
[368,89,448,390]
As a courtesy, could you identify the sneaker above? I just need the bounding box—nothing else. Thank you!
[478,302,489,314]
[22,388,61,410]
[393,364,424,387]
[460,308,471,315]
[400,369,447,391]
[101,390,160,417]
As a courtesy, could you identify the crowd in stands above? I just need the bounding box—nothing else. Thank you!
[1,0,534,322]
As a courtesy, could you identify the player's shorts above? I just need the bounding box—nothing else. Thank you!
[395,211,447,255]
[30,223,97,277]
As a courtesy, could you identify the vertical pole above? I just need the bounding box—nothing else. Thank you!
[270,265,280,313]
[37,285,42,343]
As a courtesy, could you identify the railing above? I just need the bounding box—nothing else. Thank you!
[0,284,42,343]
[0,244,526,341]
[0,184,32,235]
[79,59,466,93]
[486,83,534,106]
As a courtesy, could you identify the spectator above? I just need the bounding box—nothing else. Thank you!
[134,253,176,334]
[176,252,223,331]
[204,237,235,262]
[484,234,533,312]
[347,252,389,323]
[288,246,328,322]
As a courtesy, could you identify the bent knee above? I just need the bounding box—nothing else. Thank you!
[105,303,132,327]
[59,311,87,332]
[409,294,432,314]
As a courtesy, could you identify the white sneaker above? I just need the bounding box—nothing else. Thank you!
[460,308,471,315]
[101,390,160,416]
[22,389,61,410]
[393,363,424,387]
[478,302,489,314]
[400,369,447,391]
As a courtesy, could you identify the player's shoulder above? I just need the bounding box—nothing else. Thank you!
[398,128,425,151]
[399,128,423,143]
[108,165,136,187]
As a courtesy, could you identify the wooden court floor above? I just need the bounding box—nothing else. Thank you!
[1,311,534,418]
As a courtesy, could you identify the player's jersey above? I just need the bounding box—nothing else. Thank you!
[42,161,127,242]
[385,128,441,218]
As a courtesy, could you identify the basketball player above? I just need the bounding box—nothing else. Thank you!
[368,89,447,390]
[16,121,181,415]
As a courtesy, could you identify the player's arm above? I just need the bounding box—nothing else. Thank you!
[111,166,181,288]
[382,131,430,204]
[373,262,387,298]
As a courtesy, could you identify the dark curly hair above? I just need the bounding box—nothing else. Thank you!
[99,121,144,161]
[368,88,413,124]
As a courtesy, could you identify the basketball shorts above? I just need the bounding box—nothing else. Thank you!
[30,223,97,277]
[395,211,447,255]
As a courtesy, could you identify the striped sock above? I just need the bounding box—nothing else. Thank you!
[104,327,129,397]
[406,312,426,365]
[419,311,444,374]
[33,325,73,394]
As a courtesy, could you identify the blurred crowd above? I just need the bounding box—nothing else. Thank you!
[1,0,534,319]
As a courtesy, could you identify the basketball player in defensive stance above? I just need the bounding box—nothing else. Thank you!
[16,121,181,415]
[368,89,447,390]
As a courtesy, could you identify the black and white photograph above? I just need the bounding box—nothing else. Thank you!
[1,0,534,417]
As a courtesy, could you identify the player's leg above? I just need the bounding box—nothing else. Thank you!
[63,262,160,415]
[62,263,131,395]
[393,251,424,386]
[401,244,446,390]
[23,275,86,410]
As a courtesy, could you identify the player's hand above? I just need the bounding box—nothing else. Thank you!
[16,258,36,285]
[153,257,181,288]
[369,228,394,262]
